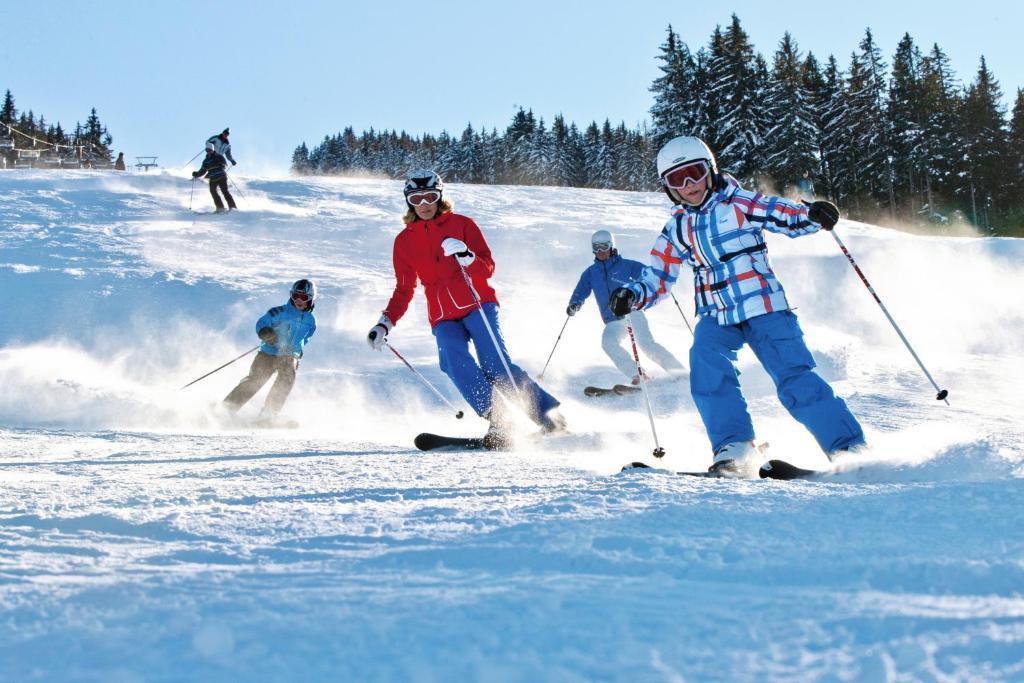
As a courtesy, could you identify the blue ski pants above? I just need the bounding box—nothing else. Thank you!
[434,303,559,423]
[690,310,864,454]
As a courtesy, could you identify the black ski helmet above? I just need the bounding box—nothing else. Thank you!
[404,169,444,206]
[290,279,316,306]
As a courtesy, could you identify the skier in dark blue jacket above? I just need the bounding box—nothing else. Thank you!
[192,142,236,213]
[567,230,684,383]
[223,279,317,422]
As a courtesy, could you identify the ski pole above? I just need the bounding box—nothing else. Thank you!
[537,315,570,380]
[669,292,694,335]
[830,229,949,404]
[182,149,204,169]
[384,341,464,419]
[227,173,247,203]
[189,177,195,211]
[180,345,259,390]
[456,261,521,396]
[625,312,665,458]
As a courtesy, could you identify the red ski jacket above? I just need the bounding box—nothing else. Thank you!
[383,211,499,328]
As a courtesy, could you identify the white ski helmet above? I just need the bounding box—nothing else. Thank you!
[591,229,615,250]
[404,168,444,197]
[656,136,718,179]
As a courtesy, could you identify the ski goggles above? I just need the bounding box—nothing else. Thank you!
[592,242,613,254]
[291,291,310,303]
[406,190,440,206]
[662,160,710,189]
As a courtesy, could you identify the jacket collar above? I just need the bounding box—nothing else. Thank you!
[406,210,452,231]
[674,173,740,215]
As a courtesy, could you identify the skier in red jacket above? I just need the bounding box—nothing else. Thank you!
[367,169,563,447]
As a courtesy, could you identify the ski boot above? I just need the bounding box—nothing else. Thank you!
[538,409,567,435]
[482,403,514,450]
[708,440,763,479]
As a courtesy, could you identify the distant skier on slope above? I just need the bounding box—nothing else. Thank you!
[206,127,237,166]
[192,142,236,213]
[608,136,866,477]
[222,279,317,424]
[366,169,565,448]
[566,229,685,385]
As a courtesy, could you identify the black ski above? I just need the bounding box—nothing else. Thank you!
[584,384,641,397]
[621,459,823,480]
[758,459,821,480]
[414,432,488,451]
[621,461,722,477]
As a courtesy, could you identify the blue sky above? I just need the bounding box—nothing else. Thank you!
[2,0,1020,174]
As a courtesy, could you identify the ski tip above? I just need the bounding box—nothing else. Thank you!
[621,461,652,471]
[759,459,821,480]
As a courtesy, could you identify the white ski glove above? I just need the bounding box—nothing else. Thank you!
[367,315,392,351]
[441,237,476,267]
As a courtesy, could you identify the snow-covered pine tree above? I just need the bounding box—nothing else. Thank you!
[958,57,1008,229]
[526,117,554,186]
[837,29,891,214]
[801,53,831,194]
[713,15,763,179]
[0,90,15,125]
[887,33,926,216]
[580,121,601,188]
[695,28,726,156]
[1008,89,1024,217]
[503,108,536,186]
[918,44,961,213]
[291,143,311,174]
[649,25,697,149]
[762,33,819,195]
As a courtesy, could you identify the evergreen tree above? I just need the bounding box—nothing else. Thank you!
[695,29,726,152]
[526,117,554,185]
[580,121,601,188]
[649,25,696,148]
[762,33,819,193]
[837,29,891,213]
[918,43,961,212]
[801,52,830,191]
[958,56,1008,228]
[0,90,15,127]
[713,15,762,177]
[1008,89,1024,206]
[291,142,311,174]
[887,33,926,215]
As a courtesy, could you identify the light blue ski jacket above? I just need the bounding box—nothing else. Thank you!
[257,300,316,358]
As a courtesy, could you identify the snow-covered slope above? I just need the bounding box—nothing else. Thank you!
[1,170,1021,681]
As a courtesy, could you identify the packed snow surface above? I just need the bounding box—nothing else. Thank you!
[1,170,1022,681]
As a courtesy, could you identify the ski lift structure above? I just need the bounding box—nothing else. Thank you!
[135,156,158,172]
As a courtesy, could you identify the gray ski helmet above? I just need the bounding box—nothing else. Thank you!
[404,169,444,198]
[290,278,316,302]
[591,229,615,250]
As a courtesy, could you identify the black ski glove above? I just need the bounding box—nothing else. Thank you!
[566,302,581,317]
[231,160,237,166]
[805,200,840,230]
[257,327,278,346]
[192,171,200,178]
[608,287,637,316]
